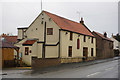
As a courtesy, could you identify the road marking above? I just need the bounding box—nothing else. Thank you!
[87,72,101,77]
[105,67,113,71]
[112,60,117,62]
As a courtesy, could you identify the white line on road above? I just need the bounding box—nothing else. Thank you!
[87,72,101,77]
[105,67,113,71]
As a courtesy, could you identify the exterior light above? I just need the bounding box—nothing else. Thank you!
[65,32,68,35]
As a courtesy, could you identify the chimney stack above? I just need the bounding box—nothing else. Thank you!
[2,33,6,37]
[104,32,107,38]
[80,17,84,24]
[112,33,114,37]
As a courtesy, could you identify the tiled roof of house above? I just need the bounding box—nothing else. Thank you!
[43,11,94,37]
[93,31,113,41]
[3,36,18,43]
[0,41,18,48]
[0,34,18,45]
[23,40,37,45]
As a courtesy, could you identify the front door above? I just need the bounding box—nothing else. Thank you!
[83,47,88,60]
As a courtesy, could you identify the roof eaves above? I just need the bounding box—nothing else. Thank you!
[61,29,95,37]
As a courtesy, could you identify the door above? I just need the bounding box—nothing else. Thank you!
[83,47,88,59]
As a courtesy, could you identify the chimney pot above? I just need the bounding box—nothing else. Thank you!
[104,32,107,37]
[80,17,84,24]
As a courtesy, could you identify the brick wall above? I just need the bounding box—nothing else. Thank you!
[61,58,83,63]
[92,32,114,59]
[32,57,61,69]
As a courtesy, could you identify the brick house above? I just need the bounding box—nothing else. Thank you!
[16,11,96,68]
[92,31,114,59]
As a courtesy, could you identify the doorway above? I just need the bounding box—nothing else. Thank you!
[83,47,88,59]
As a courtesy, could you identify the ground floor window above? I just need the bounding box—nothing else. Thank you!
[91,48,94,56]
[68,46,72,57]
[25,47,29,55]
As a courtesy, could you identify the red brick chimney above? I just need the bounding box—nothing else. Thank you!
[80,17,84,24]
[104,32,107,38]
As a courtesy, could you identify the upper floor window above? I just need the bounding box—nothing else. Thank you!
[70,32,73,40]
[91,37,93,43]
[77,38,80,49]
[47,28,53,35]
[84,35,86,42]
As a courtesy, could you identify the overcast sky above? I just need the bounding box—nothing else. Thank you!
[1,0,119,37]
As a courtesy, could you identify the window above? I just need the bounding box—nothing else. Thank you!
[84,35,86,42]
[91,37,93,43]
[70,32,73,40]
[68,46,72,57]
[77,39,80,49]
[47,28,53,35]
[91,48,93,56]
[25,47,29,55]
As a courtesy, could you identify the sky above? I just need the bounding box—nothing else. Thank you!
[0,0,119,37]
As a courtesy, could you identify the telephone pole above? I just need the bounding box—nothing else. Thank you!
[41,0,42,12]
[77,11,81,22]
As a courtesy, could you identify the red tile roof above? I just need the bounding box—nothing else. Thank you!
[93,31,113,41]
[0,34,17,44]
[23,40,37,45]
[0,41,18,48]
[43,11,94,37]
[3,36,17,43]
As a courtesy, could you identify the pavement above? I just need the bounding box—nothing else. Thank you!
[3,67,32,70]
[1,57,119,78]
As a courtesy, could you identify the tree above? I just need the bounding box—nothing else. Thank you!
[113,33,120,42]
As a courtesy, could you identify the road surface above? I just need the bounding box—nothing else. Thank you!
[2,59,119,78]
